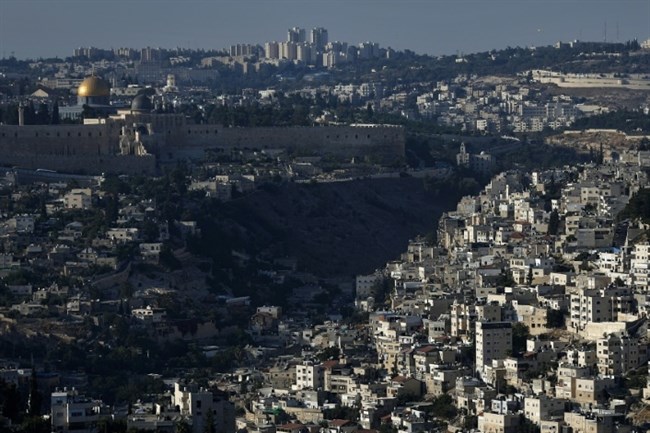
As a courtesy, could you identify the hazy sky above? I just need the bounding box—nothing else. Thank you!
[1,0,648,59]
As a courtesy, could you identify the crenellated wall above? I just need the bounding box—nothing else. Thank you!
[0,120,405,174]
[0,124,120,156]
[173,124,405,163]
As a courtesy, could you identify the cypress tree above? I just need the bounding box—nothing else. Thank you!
[51,101,60,124]
[28,368,42,417]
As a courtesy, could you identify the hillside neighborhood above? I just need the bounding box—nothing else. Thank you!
[0,143,649,432]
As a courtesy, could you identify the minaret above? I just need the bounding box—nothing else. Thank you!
[18,103,25,126]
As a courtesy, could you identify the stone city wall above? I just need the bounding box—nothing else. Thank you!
[170,124,406,163]
[0,124,120,156]
[0,122,405,173]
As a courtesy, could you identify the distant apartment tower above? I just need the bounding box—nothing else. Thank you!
[310,27,329,50]
[265,41,280,59]
[113,47,137,59]
[358,42,381,59]
[140,46,160,63]
[288,27,306,43]
[476,321,512,375]
[280,42,298,60]
[322,51,342,68]
[229,44,258,57]
[296,43,313,64]
[73,47,100,58]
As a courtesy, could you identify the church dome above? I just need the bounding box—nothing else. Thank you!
[77,76,111,97]
[131,93,153,112]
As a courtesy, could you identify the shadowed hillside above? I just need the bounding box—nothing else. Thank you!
[193,176,471,277]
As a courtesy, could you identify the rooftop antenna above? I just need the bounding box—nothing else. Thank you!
[603,21,607,43]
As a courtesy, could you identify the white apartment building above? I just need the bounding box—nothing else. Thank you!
[106,227,139,243]
[631,243,650,289]
[596,333,646,376]
[580,184,601,206]
[172,382,234,433]
[523,396,566,425]
[477,412,520,433]
[565,347,597,368]
[569,287,633,331]
[63,188,93,209]
[295,362,324,390]
[595,251,624,275]
[513,304,548,335]
[51,389,109,433]
[450,303,501,339]
[132,305,167,323]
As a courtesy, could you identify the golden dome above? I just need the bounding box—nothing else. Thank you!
[77,76,110,97]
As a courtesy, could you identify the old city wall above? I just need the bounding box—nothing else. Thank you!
[172,124,406,163]
[0,124,120,156]
[0,124,155,174]
[0,122,405,173]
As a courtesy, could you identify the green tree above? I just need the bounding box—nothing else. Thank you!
[18,416,50,433]
[0,379,21,422]
[463,415,478,430]
[317,346,340,361]
[429,394,457,419]
[36,103,50,124]
[548,210,559,235]
[24,101,36,124]
[28,369,42,417]
[618,189,650,223]
[512,323,530,355]
[176,420,192,433]
[378,422,397,433]
[50,101,60,124]
[546,309,566,328]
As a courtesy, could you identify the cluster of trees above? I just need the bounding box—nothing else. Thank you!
[0,371,51,433]
[343,41,647,89]
[181,92,381,127]
[618,188,650,223]
[204,99,312,127]
[572,109,650,134]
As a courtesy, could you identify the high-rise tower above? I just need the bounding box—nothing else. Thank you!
[310,27,328,51]
[287,27,306,43]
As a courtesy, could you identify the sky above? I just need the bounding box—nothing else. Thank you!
[0,0,649,59]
